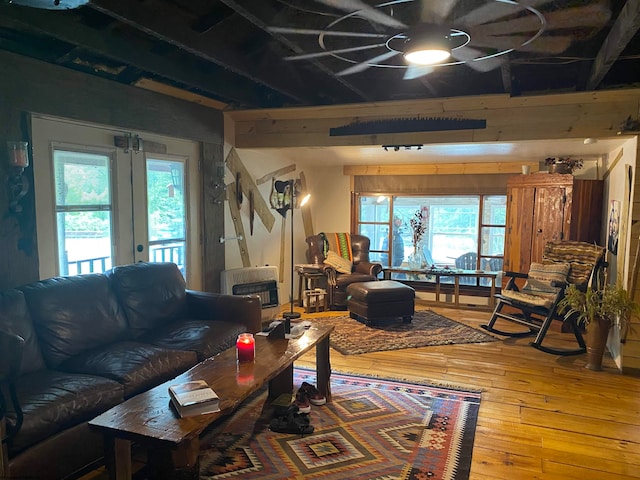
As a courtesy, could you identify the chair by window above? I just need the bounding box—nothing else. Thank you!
[455,251,478,285]
[305,233,382,310]
[481,241,606,355]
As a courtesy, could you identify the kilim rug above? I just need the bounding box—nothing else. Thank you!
[198,368,481,480]
[313,310,498,355]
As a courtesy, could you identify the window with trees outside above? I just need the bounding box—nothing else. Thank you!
[356,194,506,286]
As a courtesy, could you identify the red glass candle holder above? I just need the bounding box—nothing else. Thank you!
[236,333,255,362]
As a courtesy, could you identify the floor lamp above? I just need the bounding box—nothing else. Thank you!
[269,178,310,329]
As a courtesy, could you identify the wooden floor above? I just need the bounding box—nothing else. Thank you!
[294,303,640,480]
[82,302,640,480]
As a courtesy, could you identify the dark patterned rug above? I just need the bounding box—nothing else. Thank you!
[313,310,499,355]
[198,368,481,479]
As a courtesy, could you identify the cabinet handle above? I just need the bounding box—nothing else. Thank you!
[537,229,543,233]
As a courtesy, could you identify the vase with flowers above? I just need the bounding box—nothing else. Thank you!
[544,156,583,174]
[408,207,429,269]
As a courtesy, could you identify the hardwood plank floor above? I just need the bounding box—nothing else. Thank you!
[294,302,640,480]
[81,302,640,479]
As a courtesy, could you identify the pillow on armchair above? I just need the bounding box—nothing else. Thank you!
[324,250,353,274]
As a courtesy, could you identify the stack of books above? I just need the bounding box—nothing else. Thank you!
[168,380,220,418]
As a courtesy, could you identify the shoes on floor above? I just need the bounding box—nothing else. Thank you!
[299,381,327,406]
[293,389,311,414]
[269,405,314,435]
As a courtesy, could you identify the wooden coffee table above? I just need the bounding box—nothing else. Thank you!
[89,323,333,480]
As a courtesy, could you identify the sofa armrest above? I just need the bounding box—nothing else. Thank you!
[185,290,262,333]
[354,261,383,277]
[1,331,25,445]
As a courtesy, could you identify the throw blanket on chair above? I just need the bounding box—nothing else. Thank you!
[320,232,352,261]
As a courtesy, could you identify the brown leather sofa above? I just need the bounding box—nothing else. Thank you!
[0,262,261,480]
[305,233,383,309]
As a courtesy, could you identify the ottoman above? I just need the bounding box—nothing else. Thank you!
[347,280,415,325]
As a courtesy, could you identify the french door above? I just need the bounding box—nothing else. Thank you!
[31,115,202,288]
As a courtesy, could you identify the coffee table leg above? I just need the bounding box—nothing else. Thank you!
[104,436,131,480]
[269,364,294,399]
[147,438,200,480]
[316,335,331,402]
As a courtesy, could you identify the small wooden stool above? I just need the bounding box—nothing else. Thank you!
[346,280,415,325]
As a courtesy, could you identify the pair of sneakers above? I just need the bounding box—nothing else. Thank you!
[293,381,326,414]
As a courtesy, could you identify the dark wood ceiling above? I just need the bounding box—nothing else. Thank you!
[1,0,639,110]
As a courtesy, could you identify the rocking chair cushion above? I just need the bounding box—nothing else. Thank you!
[501,290,556,308]
[522,262,570,296]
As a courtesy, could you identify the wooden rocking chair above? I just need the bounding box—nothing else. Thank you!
[481,241,606,355]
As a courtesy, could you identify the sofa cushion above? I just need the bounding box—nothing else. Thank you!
[140,319,246,362]
[58,341,197,398]
[18,275,129,368]
[0,289,46,374]
[107,262,187,338]
[6,370,123,455]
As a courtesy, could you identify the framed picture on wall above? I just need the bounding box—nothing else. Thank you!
[608,200,620,256]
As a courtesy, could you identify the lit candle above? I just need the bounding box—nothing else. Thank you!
[236,333,255,362]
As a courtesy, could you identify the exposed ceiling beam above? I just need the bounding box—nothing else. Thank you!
[500,61,512,94]
[87,0,312,104]
[0,6,270,108]
[217,0,372,103]
[586,0,640,90]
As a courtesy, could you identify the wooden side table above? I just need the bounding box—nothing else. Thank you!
[295,265,326,307]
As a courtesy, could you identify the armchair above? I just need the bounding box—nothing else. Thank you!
[305,233,383,310]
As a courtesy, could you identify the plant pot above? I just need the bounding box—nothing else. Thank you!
[548,163,573,174]
[585,317,611,371]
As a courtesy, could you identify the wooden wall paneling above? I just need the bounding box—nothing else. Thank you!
[201,142,225,293]
[344,162,539,176]
[228,90,640,149]
[569,180,605,243]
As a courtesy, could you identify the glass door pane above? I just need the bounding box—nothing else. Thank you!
[145,158,187,276]
[53,150,114,275]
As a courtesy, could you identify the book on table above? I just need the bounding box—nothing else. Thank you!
[168,380,220,418]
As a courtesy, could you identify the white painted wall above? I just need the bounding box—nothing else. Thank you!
[602,136,638,370]
[221,131,352,308]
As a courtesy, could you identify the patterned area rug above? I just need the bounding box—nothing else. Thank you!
[199,369,481,480]
[314,310,498,355]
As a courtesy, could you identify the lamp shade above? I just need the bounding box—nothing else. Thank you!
[403,25,451,65]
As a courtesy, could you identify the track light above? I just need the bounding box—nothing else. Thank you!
[382,144,424,151]
[403,25,451,66]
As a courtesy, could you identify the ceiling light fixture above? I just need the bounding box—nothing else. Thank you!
[403,25,451,66]
[382,144,423,151]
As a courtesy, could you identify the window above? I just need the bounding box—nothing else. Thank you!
[356,194,506,284]
[54,150,114,275]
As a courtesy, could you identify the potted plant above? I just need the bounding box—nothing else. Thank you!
[558,283,640,371]
[544,156,584,174]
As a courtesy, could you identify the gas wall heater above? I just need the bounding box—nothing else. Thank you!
[221,266,280,322]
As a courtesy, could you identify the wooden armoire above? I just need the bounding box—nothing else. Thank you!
[504,173,604,273]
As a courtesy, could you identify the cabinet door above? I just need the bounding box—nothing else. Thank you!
[504,185,535,273]
[531,186,567,264]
